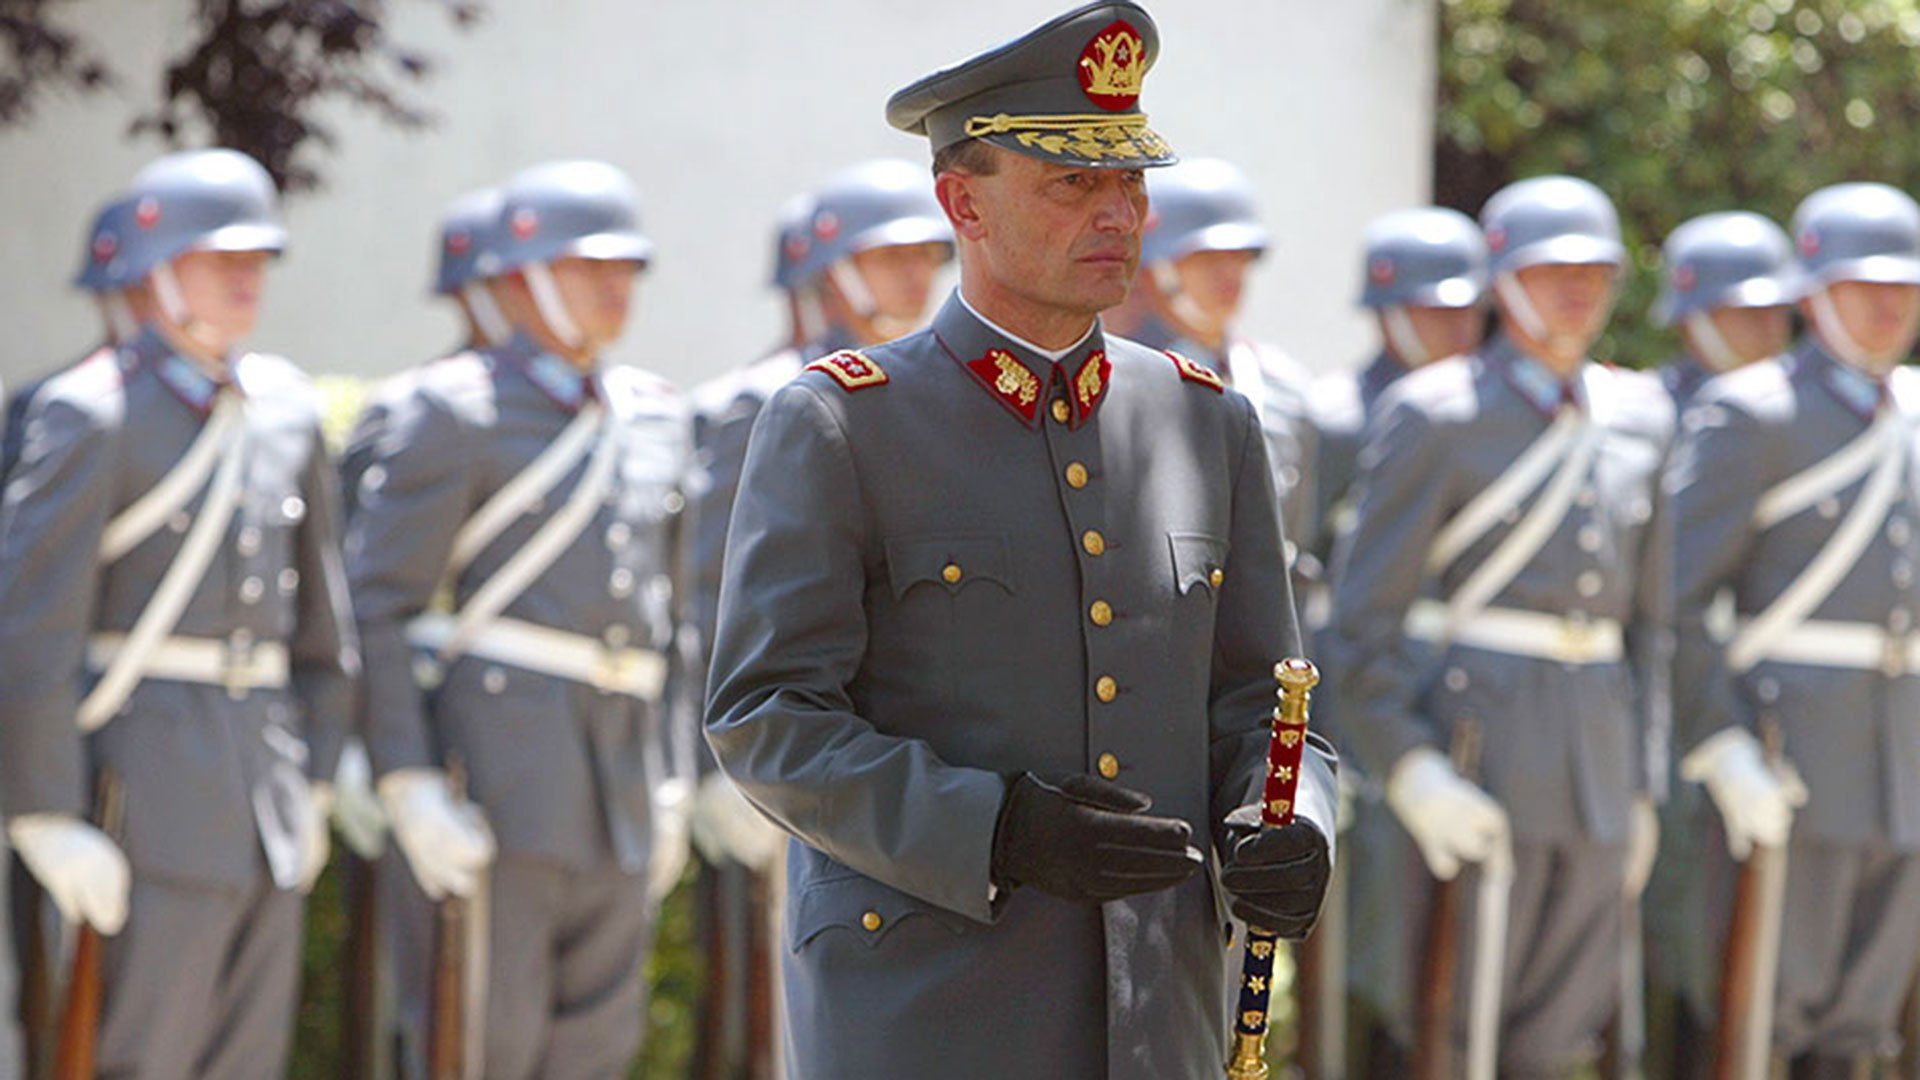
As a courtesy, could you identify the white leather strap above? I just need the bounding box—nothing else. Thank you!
[86,633,290,692]
[1727,409,1906,673]
[1752,411,1892,530]
[407,612,666,698]
[79,394,248,731]
[1427,409,1581,574]
[444,402,602,579]
[97,393,244,565]
[1225,341,1269,419]
[1404,598,1624,665]
[1734,616,1920,675]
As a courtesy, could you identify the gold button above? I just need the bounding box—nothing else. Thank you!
[861,911,883,932]
[1051,399,1071,424]
[1065,462,1089,488]
[1090,600,1113,626]
[1209,568,1225,588]
[1096,675,1118,702]
[1097,753,1121,780]
[942,563,962,584]
[1082,530,1106,556]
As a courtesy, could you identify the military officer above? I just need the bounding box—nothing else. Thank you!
[1310,206,1489,1075]
[348,159,694,1078]
[1325,175,1669,1076]
[1668,182,1920,1075]
[704,4,1337,1077]
[1131,157,1319,556]
[0,147,357,1078]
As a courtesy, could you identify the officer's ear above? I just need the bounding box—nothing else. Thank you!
[936,170,988,244]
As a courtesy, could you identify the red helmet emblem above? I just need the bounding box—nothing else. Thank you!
[446,229,471,256]
[1486,225,1507,253]
[813,211,840,242]
[135,197,161,230]
[784,234,809,261]
[92,231,119,263]
[1673,265,1697,291]
[1799,230,1821,257]
[1369,257,1397,285]
[510,207,539,240]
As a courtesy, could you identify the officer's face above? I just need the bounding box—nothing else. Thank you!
[943,149,1148,320]
[1387,304,1486,365]
[169,249,270,346]
[1171,249,1258,329]
[1510,262,1617,344]
[1699,305,1792,368]
[850,241,950,327]
[1811,281,1920,367]
[549,256,641,349]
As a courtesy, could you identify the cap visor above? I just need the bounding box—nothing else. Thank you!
[564,232,654,265]
[1818,255,1920,287]
[194,223,287,255]
[1507,234,1625,271]
[850,217,956,257]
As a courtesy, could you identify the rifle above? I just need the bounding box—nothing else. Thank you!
[13,855,52,1080]
[53,768,126,1080]
[341,839,380,1078]
[1713,723,1790,1080]
[429,762,469,1080]
[1224,658,1319,1080]
[1412,720,1480,1080]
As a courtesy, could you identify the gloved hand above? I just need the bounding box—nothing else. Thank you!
[690,772,784,873]
[330,737,387,860]
[9,813,131,934]
[648,778,692,904]
[297,781,334,894]
[990,773,1202,903]
[378,768,496,901]
[1624,796,1659,898]
[1218,804,1332,939]
[1680,727,1807,860]
[1385,746,1510,881]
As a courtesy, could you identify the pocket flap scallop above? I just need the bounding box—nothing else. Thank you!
[1168,532,1230,595]
[787,872,972,952]
[884,532,1015,600]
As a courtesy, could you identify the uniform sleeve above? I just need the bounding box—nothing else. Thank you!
[685,397,754,776]
[657,423,702,788]
[1626,426,1675,802]
[1210,394,1338,849]
[1667,399,1770,754]
[291,421,360,782]
[345,390,476,777]
[1322,396,1456,776]
[704,382,1007,922]
[0,395,115,819]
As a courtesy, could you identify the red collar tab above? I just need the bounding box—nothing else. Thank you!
[965,346,1045,424]
[1072,350,1111,424]
[1167,350,1224,392]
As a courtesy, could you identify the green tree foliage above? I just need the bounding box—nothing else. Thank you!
[1437,0,1920,365]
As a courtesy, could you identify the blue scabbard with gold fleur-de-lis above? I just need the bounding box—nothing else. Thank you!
[1224,658,1319,1080]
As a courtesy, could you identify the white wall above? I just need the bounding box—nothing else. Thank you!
[0,0,1434,388]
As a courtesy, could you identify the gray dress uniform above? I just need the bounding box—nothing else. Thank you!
[347,334,692,1078]
[1324,335,1672,1072]
[705,292,1338,1079]
[0,326,357,1078]
[1668,340,1920,1057]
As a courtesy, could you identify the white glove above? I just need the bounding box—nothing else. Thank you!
[1680,727,1808,860]
[649,778,693,904]
[331,737,388,860]
[1624,796,1659,898]
[377,768,496,901]
[1385,746,1511,881]
[298,782,334,894]
[9,814,131,935]
[690,772,785,873]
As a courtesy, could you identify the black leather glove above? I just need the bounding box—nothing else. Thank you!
[1218,804,1331,940]
[990,772,1203,903]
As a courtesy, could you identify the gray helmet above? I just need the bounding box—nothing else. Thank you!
[73,194,140,292]
[478,160,653,277]
[1481,175,1623,276]
[1142,158,1268,267]
[433,187,504,295]
[770,193,816,292]
[1652,211,1795,326]
[114,148,286,283]
[1357,207,1488,309]
[1790,182,1920,292]
[792,159,951,288]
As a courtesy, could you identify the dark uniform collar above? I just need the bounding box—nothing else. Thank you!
[1791,337,1884,422]
[124,324,237,417]
[1360,350,1409,407]
[1661,353,1716,407]
[932,290,1112,429]
[494,330,601,414]
[1486,333,1583,420]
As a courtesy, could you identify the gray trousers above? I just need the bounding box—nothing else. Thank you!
[484,855,654,1080]
[99,873,303,1080]
[1770,840,1920,1058]
[0,844,20,1080]
[1454,838,1628,1077]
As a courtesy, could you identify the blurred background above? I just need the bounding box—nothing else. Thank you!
[10,0,1920,1074]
